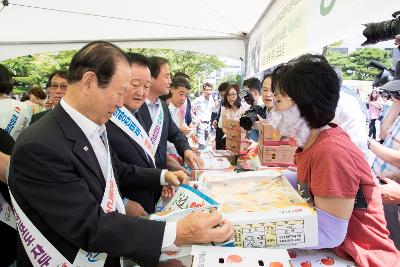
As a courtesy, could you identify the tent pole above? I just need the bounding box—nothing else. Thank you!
[244,37,249,78]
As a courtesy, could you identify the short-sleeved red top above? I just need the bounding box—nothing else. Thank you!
[295,125,400,267]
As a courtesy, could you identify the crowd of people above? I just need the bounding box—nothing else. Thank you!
[0,41,400,267]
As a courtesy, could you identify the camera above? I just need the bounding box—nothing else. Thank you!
[239,92,266,131]
[368,60,394,87]
[362,11,400,46]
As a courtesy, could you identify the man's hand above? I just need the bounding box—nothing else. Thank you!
[162,185,176,198]
[395,34,400,46]
[380,177,400,204]
[248,141,258,152]
[190,134,199,145]
[165,170,188,186]
[174,211,234,246]
[184,150,204,169]
[158,259,185,267]
[179,126,191,136]
[125,200,148,217]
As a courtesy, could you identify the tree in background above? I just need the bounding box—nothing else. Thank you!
[2,51,73,94]
[128,48,225,95]
[218,73,243,87]
[326,47,392,80]
[1,48,225,96]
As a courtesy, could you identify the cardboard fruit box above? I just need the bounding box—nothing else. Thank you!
[198,170,318,249]
[191,154,234,181]
[260,141,297,167]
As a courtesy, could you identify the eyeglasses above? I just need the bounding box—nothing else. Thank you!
[228,93,237,97]
[50,83,68,90]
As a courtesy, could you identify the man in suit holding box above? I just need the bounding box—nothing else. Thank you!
[8,41,233,267]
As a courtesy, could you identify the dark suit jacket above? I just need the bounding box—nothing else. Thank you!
[106,120,161,213]
[0,128,17,266]
[185,97,192,125]
[135,100,191,169]
[29,109,50,125]
[8,105,166,267]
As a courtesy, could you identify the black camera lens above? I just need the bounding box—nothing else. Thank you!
[240,113,257,131]
[362,11,400,46]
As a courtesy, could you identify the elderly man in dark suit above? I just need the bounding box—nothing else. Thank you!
[8,41,233,267]
[106,52,159,214]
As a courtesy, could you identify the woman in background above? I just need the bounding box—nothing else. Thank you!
[368,89,383,140]
[25,86,47,116]
[221,84,249,135]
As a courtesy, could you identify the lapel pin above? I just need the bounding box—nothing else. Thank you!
[83,146,89,152]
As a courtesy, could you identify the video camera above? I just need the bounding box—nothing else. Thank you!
[362,11,400,47]
[368,60,394,87]
[239,92,266,131]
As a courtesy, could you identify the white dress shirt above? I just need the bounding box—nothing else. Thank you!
[145,98,162,121]
[60,99,176,249]
[192,95,216,123]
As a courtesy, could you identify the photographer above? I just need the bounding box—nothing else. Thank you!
[380,60,400,140]
[243,77,262,105]
[221,84,249,135]
[239,77,270,140]
[370,77,400,249]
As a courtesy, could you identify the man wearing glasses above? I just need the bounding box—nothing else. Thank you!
[30,70,68,124]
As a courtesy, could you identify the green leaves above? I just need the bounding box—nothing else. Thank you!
[2,48,224,95]
[326,48,392,80]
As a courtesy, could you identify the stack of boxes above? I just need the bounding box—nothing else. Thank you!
[258,121,297,167]
[223,118,251,154]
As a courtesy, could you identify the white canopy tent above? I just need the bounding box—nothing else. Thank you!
[0,0,398,76]
[0,0,269,60]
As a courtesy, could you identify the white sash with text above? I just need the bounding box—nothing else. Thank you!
[9,133,126,266]
[110,107,156,165]
[0,192,16,229]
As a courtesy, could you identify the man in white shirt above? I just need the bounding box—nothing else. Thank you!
[192,82,216,149]
[167,76,196,154]
[8,41,233,267]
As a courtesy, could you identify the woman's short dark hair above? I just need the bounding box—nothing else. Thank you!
[224,84,241,109]
[271,54,340,129]
[0,64,13,94]
[67,41,127,88]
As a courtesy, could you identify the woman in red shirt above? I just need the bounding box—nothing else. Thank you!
[270,54,400,267]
